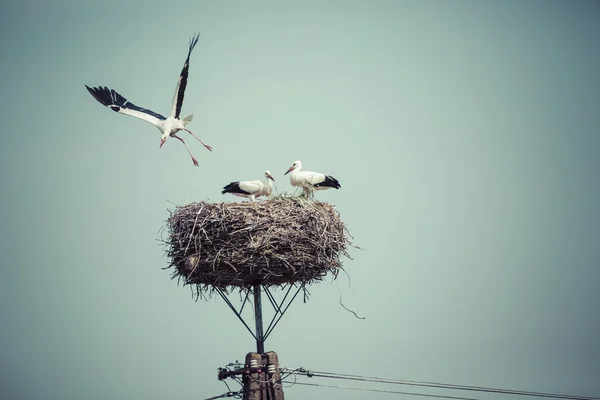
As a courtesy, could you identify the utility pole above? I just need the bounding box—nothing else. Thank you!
[218,352,284,399]
[266,352,284,400]
[218,285,284,399]
[244,353,261,400]
[217,282,303,400]
[234,352,284,400]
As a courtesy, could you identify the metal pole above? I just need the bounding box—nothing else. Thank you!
[253,284,265,354]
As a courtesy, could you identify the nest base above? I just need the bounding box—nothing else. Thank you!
[163,197,350,293]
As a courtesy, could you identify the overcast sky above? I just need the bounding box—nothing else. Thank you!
[1,1,599,399]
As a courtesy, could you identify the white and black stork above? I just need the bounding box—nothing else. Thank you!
[285,160,340,197]
[85,33,211,166]
[222,171,276,202]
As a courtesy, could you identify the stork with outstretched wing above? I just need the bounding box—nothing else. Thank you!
[86,33,211,166]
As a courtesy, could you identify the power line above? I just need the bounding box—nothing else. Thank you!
[206,382,280,400]
[282,380,479,399]
[281,368,600,400]
[216,370,477,400]
[203,391,240,400]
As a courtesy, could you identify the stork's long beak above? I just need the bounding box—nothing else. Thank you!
[160,138,166,148]
[267,173,275,182]
[284,166,294,175]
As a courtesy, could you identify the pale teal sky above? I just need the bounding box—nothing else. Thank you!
[1,1,599,399]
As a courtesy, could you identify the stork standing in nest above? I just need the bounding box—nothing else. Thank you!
[285,160,341,198]
[222,171,276,202]
[85,33,212,166]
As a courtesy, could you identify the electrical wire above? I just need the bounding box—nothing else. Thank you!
[211,383,277,400]
[220,378,234,394]
[281,368,600,400]
[281,380,480,399]
[281,371,298,388]
[219,362,598,400]
[203,391,240,400]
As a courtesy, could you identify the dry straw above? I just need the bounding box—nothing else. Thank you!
[163,195,352,294]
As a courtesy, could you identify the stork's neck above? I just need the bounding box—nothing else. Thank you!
[264,177,273,196]
[288,168,300,186]
[291,165,302,178]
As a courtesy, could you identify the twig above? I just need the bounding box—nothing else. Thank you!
[339,295,365,320]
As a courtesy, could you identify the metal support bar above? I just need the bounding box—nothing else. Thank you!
[262,284,294,338]
[263,284,303,341]
[239,290,250,314]
[263,285,280,313]
[215,287,257,340]
[215,283,304,352]
[253,284,265,354]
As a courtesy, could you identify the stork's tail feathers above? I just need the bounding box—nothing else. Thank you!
[182,113,194,126]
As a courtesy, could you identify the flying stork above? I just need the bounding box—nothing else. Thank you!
[222,171,276,202]
[285,160,340,197]
[85,33,212,167]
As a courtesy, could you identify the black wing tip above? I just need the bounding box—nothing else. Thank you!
[85,85,166,120]
[86,85,111,106]
[320,175,341,189]
[188,32,201,53]
[85,85,108,91]
[331,178,341,189]
[85,85,111,94]
[85,84,98,94]
[222,182,237,194]
[85,84,95,96]
[85,85,124,108]
[223,182,251,195]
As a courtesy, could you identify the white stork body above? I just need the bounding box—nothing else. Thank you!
[285,160,340,197]
[85,33,211,166]
[222,171,275,202]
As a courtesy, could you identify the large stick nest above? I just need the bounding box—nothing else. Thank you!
[163,197,352,291]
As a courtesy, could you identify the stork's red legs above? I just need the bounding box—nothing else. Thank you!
[184,128,212,151]
[173,134,199,166]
